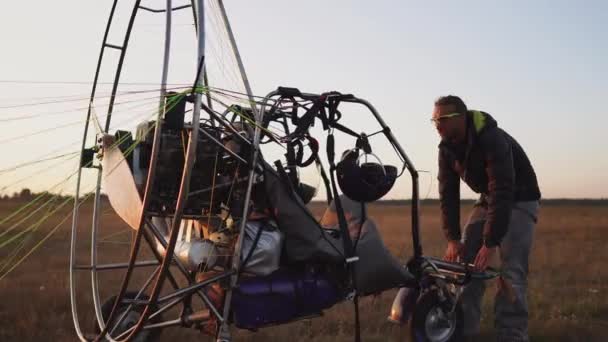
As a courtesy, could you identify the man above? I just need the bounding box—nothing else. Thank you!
[433,95,541,341]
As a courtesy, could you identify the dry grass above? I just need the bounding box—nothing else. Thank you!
[0,199,607,341]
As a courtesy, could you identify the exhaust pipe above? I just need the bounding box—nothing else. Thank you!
[387,286,419,325]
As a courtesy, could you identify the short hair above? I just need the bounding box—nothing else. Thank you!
[434,95,468,114]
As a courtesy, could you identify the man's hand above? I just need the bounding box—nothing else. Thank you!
[473,245,497,271]
[444,240,464,262]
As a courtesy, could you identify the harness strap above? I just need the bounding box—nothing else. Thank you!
[326,133,361,342]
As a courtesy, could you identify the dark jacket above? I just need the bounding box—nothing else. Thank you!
[438,110,541,247]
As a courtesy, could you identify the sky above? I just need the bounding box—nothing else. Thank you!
[0,0,606,199]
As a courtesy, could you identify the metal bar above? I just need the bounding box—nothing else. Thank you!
[90,171,106,334]
[140,225,188,290]
[342,97,423,259]
[104,43,124,50]
[218,88,271,333]
[259,91,423,259]
[198,127,247,164]
[142,318,182,329]
[116,318,183,341]
[203,68,214,116]
[70,0,120,340]
[139,4,192,13]
[217,0,256,108]
[120,298,151,305]
[144,218,225,322]
[157,0,173,121]
[109,266,161,336]
[103,0,143,132]
[149,297,183,320]
[144,218,192,277]
[194,287,224,323]
[201,104,253,146]
[158,270,235,304]
[91,1,159,341]
[188,177,247,196]
[423,256,489,277]
[188,0,213,117]
[124,1,204,340]
[73,260,160,271]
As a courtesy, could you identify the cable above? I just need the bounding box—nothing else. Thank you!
[0,99,160,226]
[0,80,190,86]
[0,95,161,146]
[0,152,80,175]
[0,85,187,110]
[0,195,87,281]
[0,194,72,249]
[0,98,159,186]
[0,106,167,278]
[0,86,184,109]
[0,92,162,123]
[0,153,78,193]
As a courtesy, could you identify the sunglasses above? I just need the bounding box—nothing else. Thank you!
[430,112,462,124]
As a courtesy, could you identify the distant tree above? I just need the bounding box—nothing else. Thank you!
[19,188,32,199]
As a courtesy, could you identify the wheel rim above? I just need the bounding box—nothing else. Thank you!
[424,306,456,342]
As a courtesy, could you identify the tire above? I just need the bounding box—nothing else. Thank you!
[410,289,463,342]
[96,291,163,342]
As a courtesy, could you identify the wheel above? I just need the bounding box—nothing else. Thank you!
[96,292,163,342]
[410,289,463,342]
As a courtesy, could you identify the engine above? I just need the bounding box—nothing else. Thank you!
[123,94,242,219]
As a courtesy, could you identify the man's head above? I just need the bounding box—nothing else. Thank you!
[432,95,468,143]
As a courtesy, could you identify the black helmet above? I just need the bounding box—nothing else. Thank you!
[336,149,397,202]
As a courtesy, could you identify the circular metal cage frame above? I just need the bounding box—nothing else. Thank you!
[69,1,430,341]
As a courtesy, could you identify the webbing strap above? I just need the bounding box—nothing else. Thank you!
[326,133,362,342]
[326,134,355,259]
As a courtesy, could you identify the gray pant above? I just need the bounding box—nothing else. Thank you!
[460,201,539,341]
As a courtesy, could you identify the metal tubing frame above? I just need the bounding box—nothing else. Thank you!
[81,0,174,341]
[115,0,205,339]
[174,26,267,326]
[100,228,188,335]
[217,88,273,334]
[109,266,162,337]
[106,218,226,329]
[73,260,160,271]
[143,218,195,277]
[139,4,192,13]
[188,176,248,196]
[158,270,234,304]
[109,0,230,335]
[69,0,142,340]
[198,127,248,164]
[200,104,254,147]
[256,90,424,262]
[188,0,214,114]
[340,97,423,260]
[73,0,423,340]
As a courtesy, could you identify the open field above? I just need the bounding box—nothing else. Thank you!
[1,199,607,341]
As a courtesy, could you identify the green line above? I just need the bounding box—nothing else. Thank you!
[0,193,93,282]
[0,195,59,273]
[0,88,196,276]
[0,196,73,249]
[0,193,62,240]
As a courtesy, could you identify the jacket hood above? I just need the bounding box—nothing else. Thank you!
[438,110,497,148]
[467,110,497,135]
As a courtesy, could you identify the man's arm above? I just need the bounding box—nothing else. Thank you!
[438,148,461,241]
[481,129,515,247]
